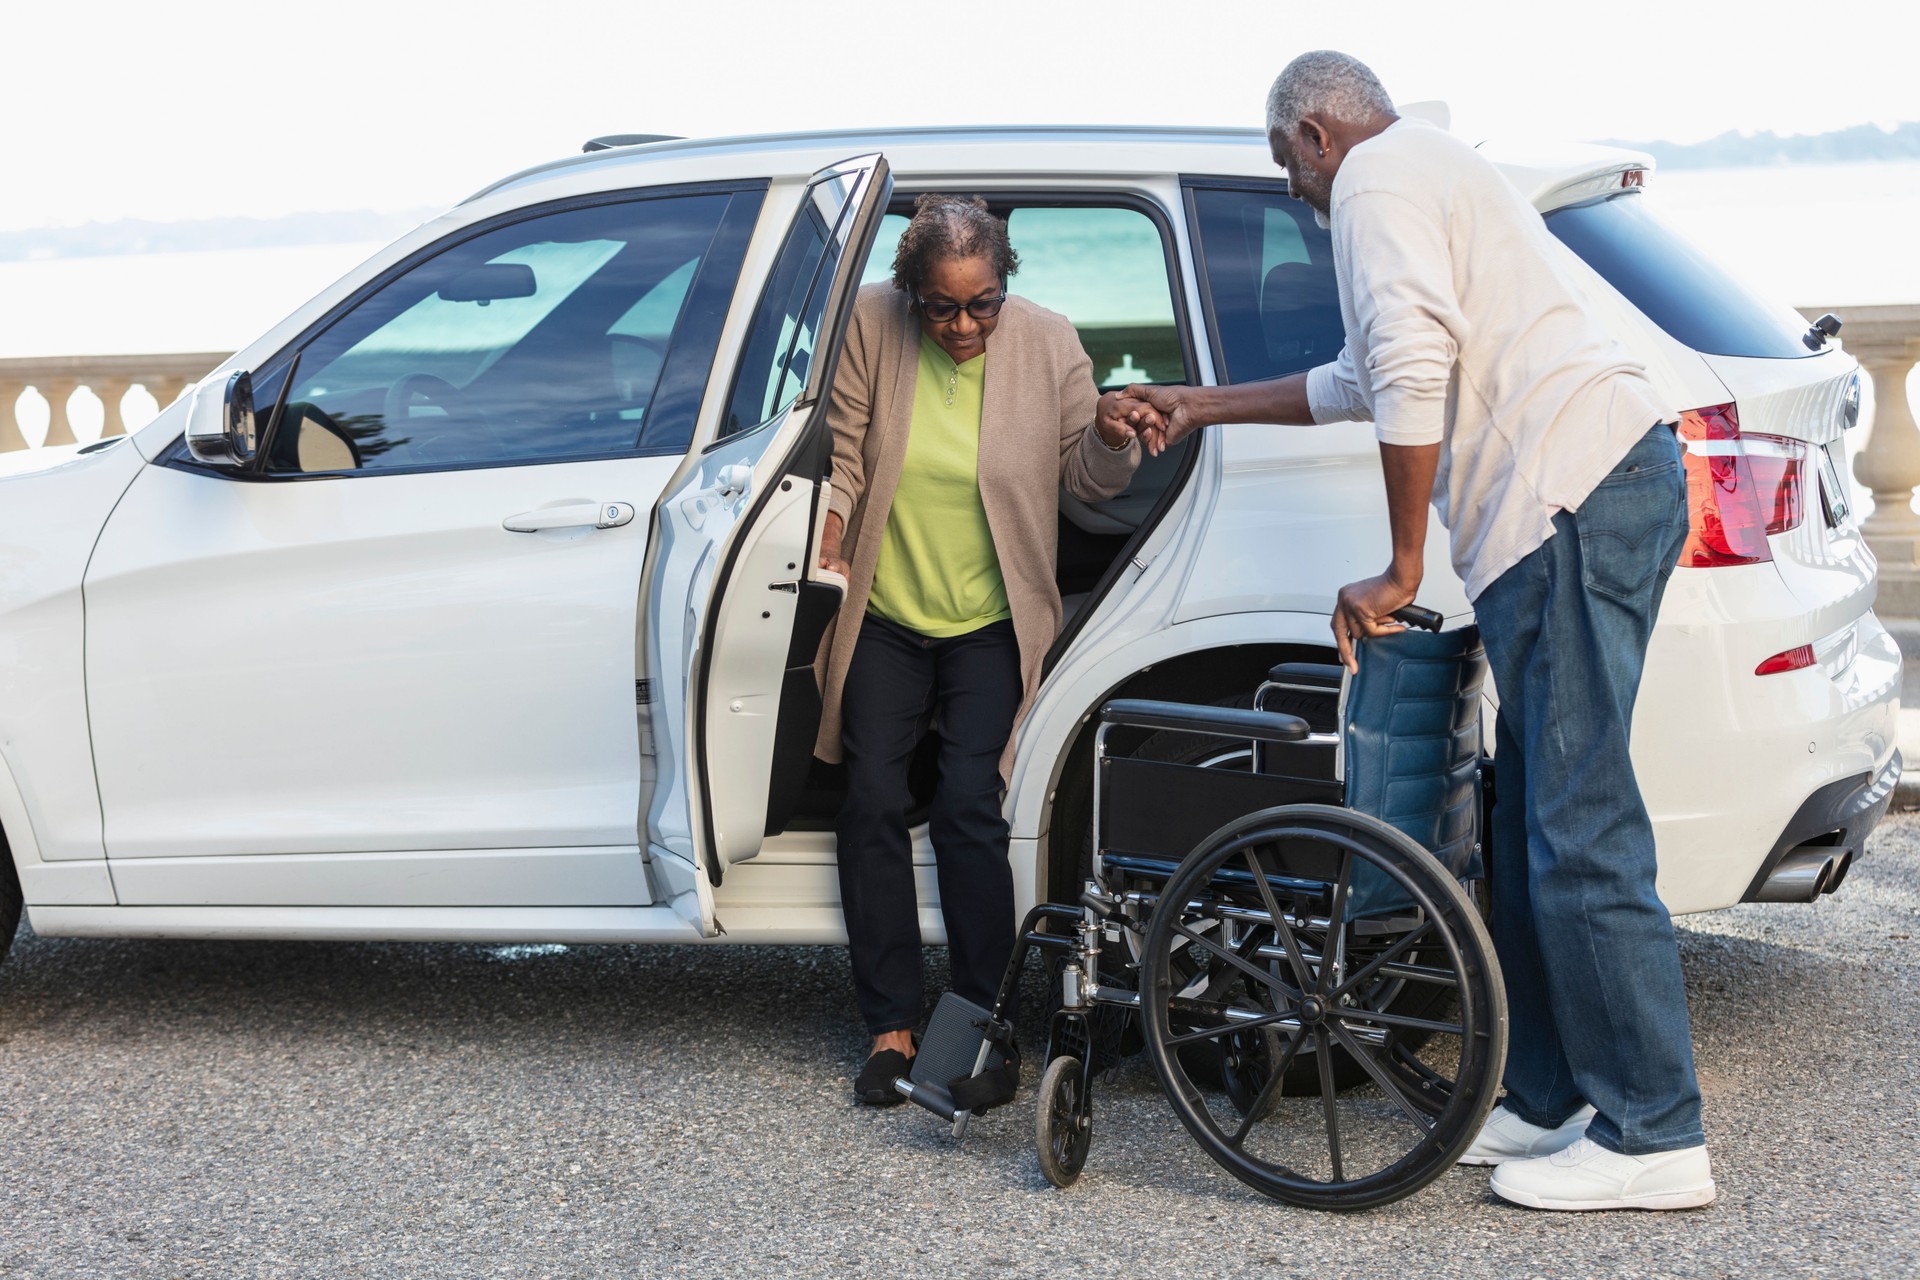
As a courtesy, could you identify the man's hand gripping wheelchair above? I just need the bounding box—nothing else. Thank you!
[896,607,1508,1211]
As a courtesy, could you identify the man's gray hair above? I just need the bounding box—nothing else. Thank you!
[1265,51,1395,136]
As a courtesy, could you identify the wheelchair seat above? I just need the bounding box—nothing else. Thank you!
[1097,625,1486,913]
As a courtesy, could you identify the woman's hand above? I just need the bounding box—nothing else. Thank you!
[1094,390,1141,450]
[818,511,851,579]
[1122,383,1206,457]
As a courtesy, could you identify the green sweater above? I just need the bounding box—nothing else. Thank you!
[865,333,1011,637]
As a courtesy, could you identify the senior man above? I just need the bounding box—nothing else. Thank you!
[1122,50,1714,1211]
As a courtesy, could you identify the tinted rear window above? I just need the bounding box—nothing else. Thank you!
[1186,184,1344,384]
[1546,192,1816,360]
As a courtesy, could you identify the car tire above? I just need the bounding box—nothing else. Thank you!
[1048,686,1333,897]
[1119,693,1375,1096]
[0,841,20,969]
[1051,691,1335,1083]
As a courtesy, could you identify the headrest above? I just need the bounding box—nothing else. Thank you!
[1261,260,1337,314]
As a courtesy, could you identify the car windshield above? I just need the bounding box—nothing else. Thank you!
[1546,191,1818,360]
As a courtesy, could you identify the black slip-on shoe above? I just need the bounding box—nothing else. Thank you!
[853,1048,913,1106]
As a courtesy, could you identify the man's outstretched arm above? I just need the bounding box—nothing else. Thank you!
[1119,371,1316,455]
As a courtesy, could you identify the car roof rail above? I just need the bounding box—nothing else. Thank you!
[582,134,684,153]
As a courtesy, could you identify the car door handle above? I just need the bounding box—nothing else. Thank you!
[503,501,635,533]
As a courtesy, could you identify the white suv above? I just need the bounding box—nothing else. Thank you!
[0,124,1897,962]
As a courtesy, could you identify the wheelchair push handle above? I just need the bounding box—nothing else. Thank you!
[1389,603,1444,632]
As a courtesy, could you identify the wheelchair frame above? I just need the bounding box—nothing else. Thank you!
[897,611,1507,1211]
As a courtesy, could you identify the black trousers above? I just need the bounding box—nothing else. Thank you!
[835,614,1022,1035]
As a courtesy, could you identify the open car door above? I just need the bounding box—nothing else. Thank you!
[642,153,890,934]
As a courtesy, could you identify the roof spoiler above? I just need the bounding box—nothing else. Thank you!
[582,134,683,153]
[1398,101,1451,131]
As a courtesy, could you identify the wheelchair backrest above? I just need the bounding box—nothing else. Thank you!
[1341,624,1487,914]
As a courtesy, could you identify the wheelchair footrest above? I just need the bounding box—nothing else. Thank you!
[895,992,1015,1122]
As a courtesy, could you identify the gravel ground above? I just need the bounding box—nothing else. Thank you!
[2,819,1917,1280]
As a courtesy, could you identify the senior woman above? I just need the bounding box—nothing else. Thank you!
[814,193,1142,1105]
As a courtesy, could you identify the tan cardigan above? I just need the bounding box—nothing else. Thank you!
[814,284,1141,781]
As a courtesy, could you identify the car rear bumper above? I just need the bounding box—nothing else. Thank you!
[1740,749,1901,903]
[1638,588,1899,915]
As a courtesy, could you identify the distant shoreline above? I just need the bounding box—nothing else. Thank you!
[1598,121,1920,169]
[0,209,435,264]
[4,121,1917,263]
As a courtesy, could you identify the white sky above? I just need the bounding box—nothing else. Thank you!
[5,0,1918,232]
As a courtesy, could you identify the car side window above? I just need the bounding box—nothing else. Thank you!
[723,175,868,439]
[262,190,759,475]
[1186,184,1343,383]
[859,203,1186,388]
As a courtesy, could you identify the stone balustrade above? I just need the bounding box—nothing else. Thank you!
[0,353,227,452]
[1799,305,1920,612]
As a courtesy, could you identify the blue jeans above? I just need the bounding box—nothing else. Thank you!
[1474,423,1704,1155]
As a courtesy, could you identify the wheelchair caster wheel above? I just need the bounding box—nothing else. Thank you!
[1035,1055,1091,1187]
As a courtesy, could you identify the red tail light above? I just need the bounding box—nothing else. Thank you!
[1755,645,1815,676]
[1677,403,1805,568]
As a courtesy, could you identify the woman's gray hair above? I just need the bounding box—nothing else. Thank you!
[1265,51,1395,136]
[890,193,1019,295]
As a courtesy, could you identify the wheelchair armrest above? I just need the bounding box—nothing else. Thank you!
[1098,699,1310,743]
[1265,661,1343,690]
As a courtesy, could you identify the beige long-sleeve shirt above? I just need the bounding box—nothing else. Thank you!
[1305,118,1672,601]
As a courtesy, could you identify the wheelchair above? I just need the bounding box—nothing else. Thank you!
[895,608,1507,1211]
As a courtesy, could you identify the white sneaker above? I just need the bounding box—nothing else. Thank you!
[1490,1137,1716,1211]
[1457,1103,1595,1165]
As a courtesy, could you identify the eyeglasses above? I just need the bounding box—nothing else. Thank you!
[915,292,1007,323]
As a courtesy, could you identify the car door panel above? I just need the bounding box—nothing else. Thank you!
[644,153,890,934]
[85,456,676,866]
[79,189,762,910]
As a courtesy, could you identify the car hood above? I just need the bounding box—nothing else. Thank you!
[0,440,109,479]
[0,439,147,591]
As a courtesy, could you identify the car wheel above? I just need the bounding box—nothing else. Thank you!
[1049,687,1333,897]
[0,842,20,968]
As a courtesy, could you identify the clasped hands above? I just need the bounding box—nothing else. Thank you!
[1097,383,1197,456]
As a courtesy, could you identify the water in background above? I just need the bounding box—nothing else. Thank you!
[1653,160,1920,307]
[3,159,1917,437]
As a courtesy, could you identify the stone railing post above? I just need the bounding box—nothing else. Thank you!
[0,380,25,452]
[96,378,131,437]
[1805,305,1920,614]
[40,378,79,448]
[1853,342,1920,540]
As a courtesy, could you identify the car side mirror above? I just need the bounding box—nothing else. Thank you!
[184,370,258,466]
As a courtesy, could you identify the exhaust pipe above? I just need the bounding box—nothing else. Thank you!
[1753,847,1837,903]
[1820,849,1855,895]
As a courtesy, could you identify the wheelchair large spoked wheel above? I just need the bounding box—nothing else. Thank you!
[1139,804,1506,1211]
